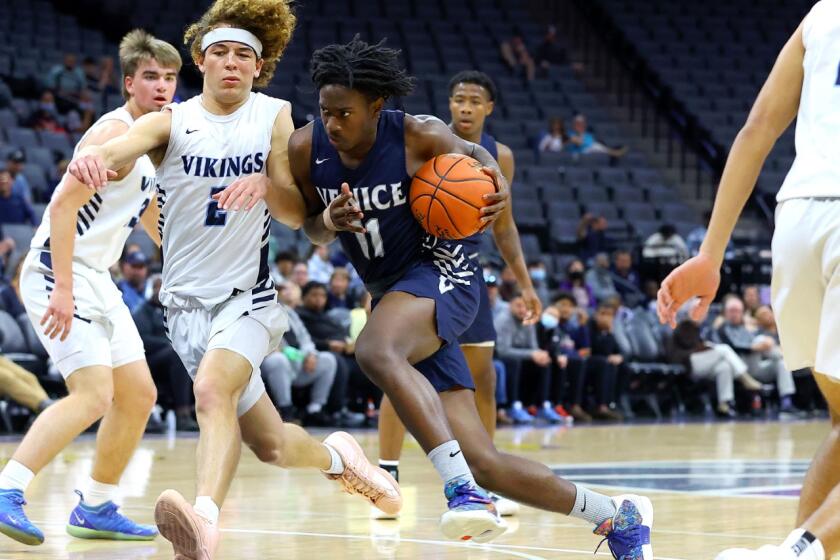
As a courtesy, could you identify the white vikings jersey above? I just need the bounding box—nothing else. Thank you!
[30,107,156,271]
[777,0,840,202]
[156,92,286,308]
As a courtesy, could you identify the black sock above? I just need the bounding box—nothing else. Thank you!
[379,460,399,483]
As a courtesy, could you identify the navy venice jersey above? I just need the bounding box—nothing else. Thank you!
[460,130,499,257]
[311,110,477,295]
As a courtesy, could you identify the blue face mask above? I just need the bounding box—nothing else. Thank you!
[530,268,546,282]
[540,312,559,330]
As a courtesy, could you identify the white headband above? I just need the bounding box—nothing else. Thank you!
[201,28,263,58]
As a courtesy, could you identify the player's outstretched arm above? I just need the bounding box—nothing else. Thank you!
[490,142,541,324]
[213,104,308,229]
[289,125,365,245]
[405,115,509,231]
[69,111,172,190]
[658,22,805,327]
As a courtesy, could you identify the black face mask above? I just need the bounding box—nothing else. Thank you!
[568,271,584,281]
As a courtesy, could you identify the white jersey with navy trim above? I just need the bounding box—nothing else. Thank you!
[155,92,287,309]
[777,0,840,202]
[30,106,156,272]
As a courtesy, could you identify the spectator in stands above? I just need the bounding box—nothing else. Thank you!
[27,91,66,134]
[270,251,298,284]
[576,213,609,261]
[48,159,70,199]
[535,25,568,72]
[668,314,763,418]
[486,274,509,322]
[586,302,626,421]
[291,261,309,288]
[527,260,551,305]
[0,169,37,225]
[566,114,628,159]
[133,275,198,431]
[0,356,53,417]
[0,256,26,317]
[65,89,96,133]
[755,305,780,343]
[542,293,593,422]
[716,295,797,414]
[500,35,536,81]
[35,90,60,121]
[611,249,643,307]
[82,56,101,93]
[558,259,593,309]
[98,55,119,95]
[307,244,334,284]
[538,117,566,153]
[495,293,558,423]
[45,53,86,112]
[643,223,689,264]
[498,264,518,302]
[0,226,14,277]
[6,150,32,203]
[261,283,338,425]
[585,252,618,304]
[742,285,761,330]
[116,250,149,313]
[327,268,356,310]
[296,281,365,425]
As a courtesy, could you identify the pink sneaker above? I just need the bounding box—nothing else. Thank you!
[154,490,220,560]
[323,432,402,515]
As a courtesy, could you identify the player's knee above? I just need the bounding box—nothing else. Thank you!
[193,377,232,415]
[355,338,399,384]
[473,365,496,395]
[247,431,291,467]
[81,384,115,419]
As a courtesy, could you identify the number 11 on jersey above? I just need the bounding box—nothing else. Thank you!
[355,218,384,259]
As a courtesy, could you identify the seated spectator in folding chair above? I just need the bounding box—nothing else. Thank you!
[0,169,37,225]
[6,150,32,204]
[327,268,357,310]
[558,259,594,310]
[132,275,198,431]
[585,252,618,304]
[611,250,644,308]
[566,114,627,159]
[742,285,762,331]
[643,224,689,265]
[291,261,309,288]
[527,260,551,306]
[494,293,556,424]
[716,295,798,414]
[44,53,86,112]
[116,250,149,313]
[0,256,26,317]
[0,356,53,418]
[576,214,609,263]
[270,251,298,285]
[307,245,334,284]
[668,313,763,418]
[500,35,536,81]
[0,226,14,276]
[261,282,338,426]
[587,302,627,421]
[486,275,509,323]
[538,117,566,154]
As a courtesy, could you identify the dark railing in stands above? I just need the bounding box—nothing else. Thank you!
[530,0,731,202]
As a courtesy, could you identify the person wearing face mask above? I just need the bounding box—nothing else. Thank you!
[527,260,551,305]
[558,259,594,310]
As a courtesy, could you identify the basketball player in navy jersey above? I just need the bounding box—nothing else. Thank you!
[375,70,545,519]
[288,36,654,556]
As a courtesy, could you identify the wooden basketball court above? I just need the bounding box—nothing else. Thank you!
[0,419,827,559]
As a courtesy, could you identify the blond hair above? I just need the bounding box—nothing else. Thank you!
[184,0,296,88]
[119,29,182,101]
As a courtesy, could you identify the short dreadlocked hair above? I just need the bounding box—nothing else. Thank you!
[184,0,296,88]
[310,35,415,100]
[448,70,497,102]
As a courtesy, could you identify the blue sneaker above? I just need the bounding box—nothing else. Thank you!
[439,477,506,543]
[594,494,653,559]
[0,488,43,545]
[66,491,157,541]
[509,407,534,424]
[536,405,564,424]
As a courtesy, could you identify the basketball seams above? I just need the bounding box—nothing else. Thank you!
[431,196,467,238]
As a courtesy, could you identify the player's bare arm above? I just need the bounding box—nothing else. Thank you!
[139,194,161,247]
[658,22,804,327]
[69,110,172,189]
[404,114,509,230]
[290,124,365,245]
[212,103,307,229]
[490,141,541,323]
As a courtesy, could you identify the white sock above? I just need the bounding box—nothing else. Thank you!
[194,496,220,525]
[83,477,120,507]
[783,529,825,560]
[512,401,523,410]
[322,443,345,475]
[0,460,35,493]
[543,401,552,409]
[569,484,617,526]
[428,440,473,484]
[306,403,323,414]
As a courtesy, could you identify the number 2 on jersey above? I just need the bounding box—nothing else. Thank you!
[355,218,384,259]
[205,186,227,226]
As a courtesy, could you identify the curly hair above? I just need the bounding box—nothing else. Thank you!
[183,0,296,88]
[310,35,415,100]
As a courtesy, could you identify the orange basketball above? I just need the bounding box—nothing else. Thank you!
[409,153,497,240]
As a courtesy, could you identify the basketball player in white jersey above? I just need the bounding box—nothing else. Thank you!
[67,2,401,558]
[658,2,840,559]
[0,30,180,546]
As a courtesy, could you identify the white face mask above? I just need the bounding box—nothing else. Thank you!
[540,312,559,330]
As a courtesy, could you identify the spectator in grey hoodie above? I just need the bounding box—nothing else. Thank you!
[585,252,618,304]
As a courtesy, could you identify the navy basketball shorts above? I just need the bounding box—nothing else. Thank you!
[458,273,497,346]
[375,260,480,392]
